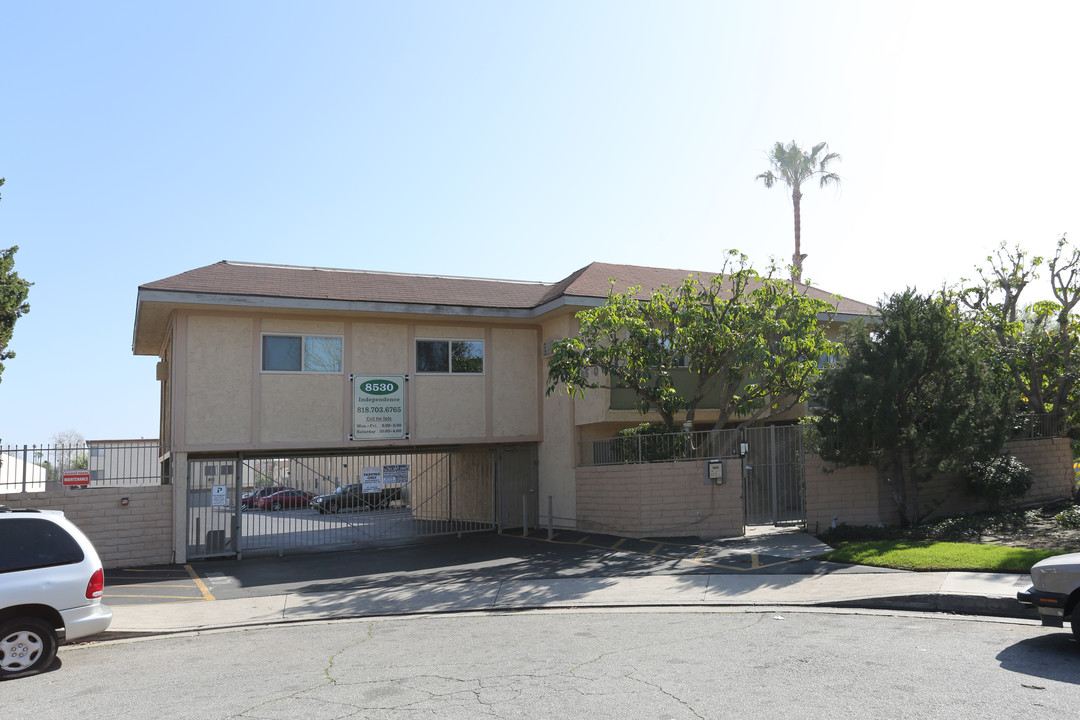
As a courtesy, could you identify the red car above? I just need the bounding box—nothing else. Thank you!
[240,486,289,510]
[255,489,313,511]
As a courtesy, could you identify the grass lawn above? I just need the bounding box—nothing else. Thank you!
[822,540,1061,573]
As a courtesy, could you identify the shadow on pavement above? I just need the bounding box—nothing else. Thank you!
[996,633,1080,686]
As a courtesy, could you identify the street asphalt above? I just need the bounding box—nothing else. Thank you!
[94,526,1051,639]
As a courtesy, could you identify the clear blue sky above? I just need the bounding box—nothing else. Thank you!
[2,1,1079,443]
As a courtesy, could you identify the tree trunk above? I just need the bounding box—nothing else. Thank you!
[791,185,805,283]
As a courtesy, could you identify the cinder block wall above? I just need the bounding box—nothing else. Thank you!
[0,486,174,568]
[576,459,743,538]
[805,437,1076,531]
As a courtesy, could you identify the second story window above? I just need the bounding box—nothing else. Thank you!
[416,339,484,374]
[262,335,343,373]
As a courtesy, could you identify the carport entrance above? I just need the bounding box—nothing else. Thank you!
[185,445,537,560]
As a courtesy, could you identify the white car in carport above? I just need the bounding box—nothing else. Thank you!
[1017,551,1080,637]
[0,507,113,679]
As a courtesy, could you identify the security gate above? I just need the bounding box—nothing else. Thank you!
[742,425,805,526]
[186,446,535,559]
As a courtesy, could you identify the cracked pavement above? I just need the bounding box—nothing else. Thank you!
[15,609,1076,719]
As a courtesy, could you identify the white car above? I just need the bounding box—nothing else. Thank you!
[0,506,113,679]
[1017,551,1080,638]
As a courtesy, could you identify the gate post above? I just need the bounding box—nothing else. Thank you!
[173,451,189,564]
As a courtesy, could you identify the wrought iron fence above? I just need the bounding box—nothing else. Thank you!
[582,428,748,466]
[1012,413,1065,441]
[582,412,1065,467]
[0,442,168,493]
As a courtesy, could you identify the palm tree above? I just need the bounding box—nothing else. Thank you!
[756,141,841,283]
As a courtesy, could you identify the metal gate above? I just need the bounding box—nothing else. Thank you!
[742,425,805,526]
[186,446,535,559]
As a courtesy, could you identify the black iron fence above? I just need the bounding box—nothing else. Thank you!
[581,428,747,466]
[0,442,168,493]
[582,413,1064,467]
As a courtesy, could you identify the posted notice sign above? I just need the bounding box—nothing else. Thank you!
[62,470,90,486]
[352,375,406,440]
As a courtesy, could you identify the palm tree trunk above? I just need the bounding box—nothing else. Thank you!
[791,185,805,283]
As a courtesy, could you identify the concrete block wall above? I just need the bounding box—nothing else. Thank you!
[805,437,1076,531]
[0,485,174,568]
[804,461,888,533]
[576,459,743,538]
[1006,438,1076,503]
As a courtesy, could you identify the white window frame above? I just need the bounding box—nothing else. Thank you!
[261,333,344,374]
[415,338,485,375]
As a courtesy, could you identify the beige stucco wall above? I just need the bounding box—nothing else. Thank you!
[492,328,539,438]
[185,316,254,445]
[413,375,487,438]
[539,315,578,527]
[352,322,408,373]
[575,459,744,538]
[260,374,345,443]
[176,314,542,450]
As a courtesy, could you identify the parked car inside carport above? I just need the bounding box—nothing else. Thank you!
[255,489,313,511]
[311,484,401,514]
[240,486,288,509]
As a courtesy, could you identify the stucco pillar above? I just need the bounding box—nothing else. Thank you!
[172,451,188,563]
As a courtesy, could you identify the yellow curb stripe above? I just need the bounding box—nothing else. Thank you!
[184,564,216,601]
[611,538,626,549]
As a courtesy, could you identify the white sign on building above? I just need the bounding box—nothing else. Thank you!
[351,375,407,440]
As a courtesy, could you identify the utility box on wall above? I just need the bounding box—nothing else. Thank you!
[704,459,724,485]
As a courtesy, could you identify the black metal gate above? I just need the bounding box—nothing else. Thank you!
[186,445,536,559]
[742,425,805,526]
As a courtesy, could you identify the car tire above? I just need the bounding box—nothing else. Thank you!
[0,617,58,679]
[271,502,282,511]
[1073,617,1080,641]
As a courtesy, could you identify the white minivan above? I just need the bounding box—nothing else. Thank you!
[0,506,113,679]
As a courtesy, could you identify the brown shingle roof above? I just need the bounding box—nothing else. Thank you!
[140,260,877,316]
[141,261,555,309]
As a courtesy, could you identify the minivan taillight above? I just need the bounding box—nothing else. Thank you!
[86,568,104,599]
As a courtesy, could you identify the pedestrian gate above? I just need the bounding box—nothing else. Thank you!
[741,425,805,526]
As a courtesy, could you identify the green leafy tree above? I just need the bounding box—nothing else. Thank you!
[546,251,843,431]
[813,290,1018,526]
[756,141,841,283]
[959,238,1080,432]
[0,178,32,384]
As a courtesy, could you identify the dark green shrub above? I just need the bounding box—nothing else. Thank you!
[612,423,686,462]
[1054,505,1080,529]
[965,455,1033,510]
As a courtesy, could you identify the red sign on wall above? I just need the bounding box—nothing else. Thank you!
[62,470,90,486]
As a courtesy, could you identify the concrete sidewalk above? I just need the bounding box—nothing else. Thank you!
[104,530,1041,637]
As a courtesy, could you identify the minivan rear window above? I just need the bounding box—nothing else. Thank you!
[0,518,84,573]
